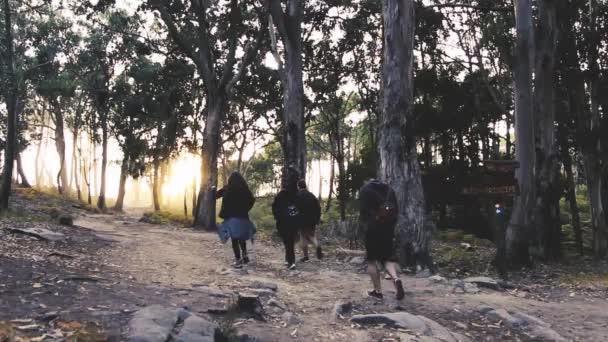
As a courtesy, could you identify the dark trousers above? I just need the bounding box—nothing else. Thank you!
[231,239,247,260]
[278,224,297,265]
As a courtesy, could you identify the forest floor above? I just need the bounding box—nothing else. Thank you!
[1,188,608,341]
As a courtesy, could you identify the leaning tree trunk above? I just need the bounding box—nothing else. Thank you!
[114,154,129,212]
[195,98,224,230]
[0,0,17,211]
[533,0,561,261]
[97,116,108,210]
[16,153,31,188]
[54,108,69,195]
[379,0,431,269]
[506,0,536,269]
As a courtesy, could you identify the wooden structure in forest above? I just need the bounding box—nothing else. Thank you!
[462,160,520,196]
[462,160,519,277]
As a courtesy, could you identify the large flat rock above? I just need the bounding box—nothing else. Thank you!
[483,307,566,342]
[6,227,65,241]
[128,305,219,342]
[351,312,469,342]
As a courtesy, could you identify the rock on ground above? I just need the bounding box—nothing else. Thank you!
[463,276,501,290]
[349,256,366,264]
[429,275,447,284]
[5,227,65,241]
[332,301,353,319]
[482,307,566,341]
[351,312,469,342]
[248,281,278,292]
[58,214,74,226]
[128,305,219,342]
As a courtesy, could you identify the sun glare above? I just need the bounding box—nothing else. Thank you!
[161,154,201,198]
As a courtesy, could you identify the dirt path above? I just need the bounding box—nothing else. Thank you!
[72,212,608,341]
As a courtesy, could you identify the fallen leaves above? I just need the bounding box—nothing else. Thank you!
[56,321,83,331]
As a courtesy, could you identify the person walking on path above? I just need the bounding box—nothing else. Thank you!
[358,179,405,300]
[272,168,302,270]
[296,179,323,262]
[216,172,256,269]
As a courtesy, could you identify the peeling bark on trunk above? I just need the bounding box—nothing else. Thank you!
[379,0,431,269]
[114,155,129,212]
[533,0,561,261]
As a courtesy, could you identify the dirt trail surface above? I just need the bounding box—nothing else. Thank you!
[2,203,608,341]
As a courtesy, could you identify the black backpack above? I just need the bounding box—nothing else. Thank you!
[375,185,397,224]
[286,203,300,218]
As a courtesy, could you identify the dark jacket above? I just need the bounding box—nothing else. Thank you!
[358,179,398,226]
[297,189,321,226]
[217,172,255,220]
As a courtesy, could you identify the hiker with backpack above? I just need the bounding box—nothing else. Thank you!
[216,172,257,269]
[296,179,323,262]
[272,167,302,270]
[358,179,405,300]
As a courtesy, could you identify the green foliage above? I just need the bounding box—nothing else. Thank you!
[249,196,275,235]
[141,210,191,226]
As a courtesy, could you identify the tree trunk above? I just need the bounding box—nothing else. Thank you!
[379,0,431,270]
[533,0,561,261]
[195,99,224,230]
[563,146,583,255]
[336,152,347,221]
[96,117,108,210]
[271,0,306,182]
[583,0,607,258]
[0,0,17,210]
[325,157,335,212]
[70,127,81,200]
[35,121,45,187]
[152,158,161,212]
[114,155,129,212]
[92,142,98,198]
[317,159,323,200]
[506,0,535,269]
[83,151,92,205]
[16,153,31,188]
[54,108,69,195]
[506,115,513,158]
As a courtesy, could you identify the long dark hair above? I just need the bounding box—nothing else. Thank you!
[227,171,250,193]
